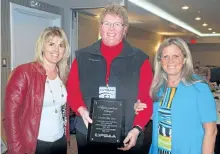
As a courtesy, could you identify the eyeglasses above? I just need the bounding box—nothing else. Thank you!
[101,21,124,29]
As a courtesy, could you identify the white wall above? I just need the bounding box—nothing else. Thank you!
[38,0,125,40]
[38,0,72,40]
[192,51,220,67]
[189,44,220,66]
[127,26,163,64]
[78,13,99,49]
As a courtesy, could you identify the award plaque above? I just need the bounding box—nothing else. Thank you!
[87,98,125,146]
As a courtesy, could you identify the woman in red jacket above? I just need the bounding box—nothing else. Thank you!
[4,27,70,154]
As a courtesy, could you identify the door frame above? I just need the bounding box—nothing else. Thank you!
[1,0,64,111]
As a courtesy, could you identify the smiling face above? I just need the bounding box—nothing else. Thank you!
[100,14,128,46]
[42,36,65,65]
[161,44,185,79]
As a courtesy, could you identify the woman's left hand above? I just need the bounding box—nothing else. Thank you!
[117,127,140,151]
[134,100,147,114]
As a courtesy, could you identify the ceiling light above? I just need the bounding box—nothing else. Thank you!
[202,23,208,27]
[195,17,201,21]
[129,19,144,24]
[213,32,216,34]
[128,0,220,37]
[208,28,212,31]
[181,5,189,10]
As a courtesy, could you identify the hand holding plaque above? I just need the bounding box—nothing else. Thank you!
[87,98,125,146]
[78,106,93,128]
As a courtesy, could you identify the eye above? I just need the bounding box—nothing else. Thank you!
[174,55,180,58]
[49,42,54,46]
[115,23,120,27]
[104,22,110,26]
[162,55,168,59]
[59,44,65,48]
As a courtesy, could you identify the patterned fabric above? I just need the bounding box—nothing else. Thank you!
[158,87,177,154]
[61,104,67,135]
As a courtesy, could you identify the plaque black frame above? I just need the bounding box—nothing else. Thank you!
[87,97,125,146]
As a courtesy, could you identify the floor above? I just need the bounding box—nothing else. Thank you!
[67,135,78,154]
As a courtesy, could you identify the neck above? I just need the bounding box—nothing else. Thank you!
[167,76,181,87]
[43,60,57,73]
[101,40,123,48]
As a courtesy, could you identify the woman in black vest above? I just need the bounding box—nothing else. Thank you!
[67,3,153,154]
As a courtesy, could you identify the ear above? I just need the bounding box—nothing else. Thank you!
[123,26,128,36]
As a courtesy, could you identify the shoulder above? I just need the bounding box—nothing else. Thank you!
[181,81,211,96]
[193,82,210,92]
[76,40,100,55]
[123,40,148,57]
[10,62,44,77]
[7,63,32,84]
[129,45,149,58]
[11,62,33,74]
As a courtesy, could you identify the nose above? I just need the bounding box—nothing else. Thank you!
[109,23,114,28]
[108,23,116,30]
[168,57,175,63]
[54,45,59,52]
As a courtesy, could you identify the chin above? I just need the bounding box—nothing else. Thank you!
[103,39,119,46]
[109,43,117,46]
[167,72,182,77]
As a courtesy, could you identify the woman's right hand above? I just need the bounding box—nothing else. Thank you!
[134,100,147,114]
[77,106,93,128]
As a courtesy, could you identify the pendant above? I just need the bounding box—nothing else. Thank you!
[61,94,64,97]
[55,109,58,113]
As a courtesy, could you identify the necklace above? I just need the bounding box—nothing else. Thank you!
[46,78,64,113]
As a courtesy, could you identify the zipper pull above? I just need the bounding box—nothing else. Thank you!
[106,77,109,88]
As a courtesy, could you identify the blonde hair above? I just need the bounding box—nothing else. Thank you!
[151,37,203,101]
[35,27,70,83]
[99,3,129,26]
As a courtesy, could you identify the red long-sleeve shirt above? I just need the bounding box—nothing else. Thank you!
[67,41,153,129]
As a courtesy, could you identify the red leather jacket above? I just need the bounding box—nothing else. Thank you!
[3,62,70,154]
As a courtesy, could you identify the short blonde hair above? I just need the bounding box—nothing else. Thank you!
[99,3,129,26]
[35,27,70,83]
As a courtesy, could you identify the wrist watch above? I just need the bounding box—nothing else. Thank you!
[132,125,142,136]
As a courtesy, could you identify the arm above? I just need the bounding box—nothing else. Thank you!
[67,59,92,128]
[133,59,153,129]
[67,59,86,114]
[120,59,153,151]
[196,83,217,154]
[207,67,211,82]
[3,67,28,154]
[202,122,217,154]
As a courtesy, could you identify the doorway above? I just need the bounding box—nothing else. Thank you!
[1,0,63,110]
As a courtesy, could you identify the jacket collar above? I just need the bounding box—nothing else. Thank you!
[32,62,46,76]
[88,39,136,57]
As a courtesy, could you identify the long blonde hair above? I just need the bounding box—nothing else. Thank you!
[35,27,70,83]
[151,37,202,101]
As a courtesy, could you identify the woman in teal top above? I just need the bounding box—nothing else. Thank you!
[135,37,217,154]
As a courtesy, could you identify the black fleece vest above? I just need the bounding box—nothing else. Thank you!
[75,40,148,135]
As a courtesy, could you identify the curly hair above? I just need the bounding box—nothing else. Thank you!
[99,3,129,26]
